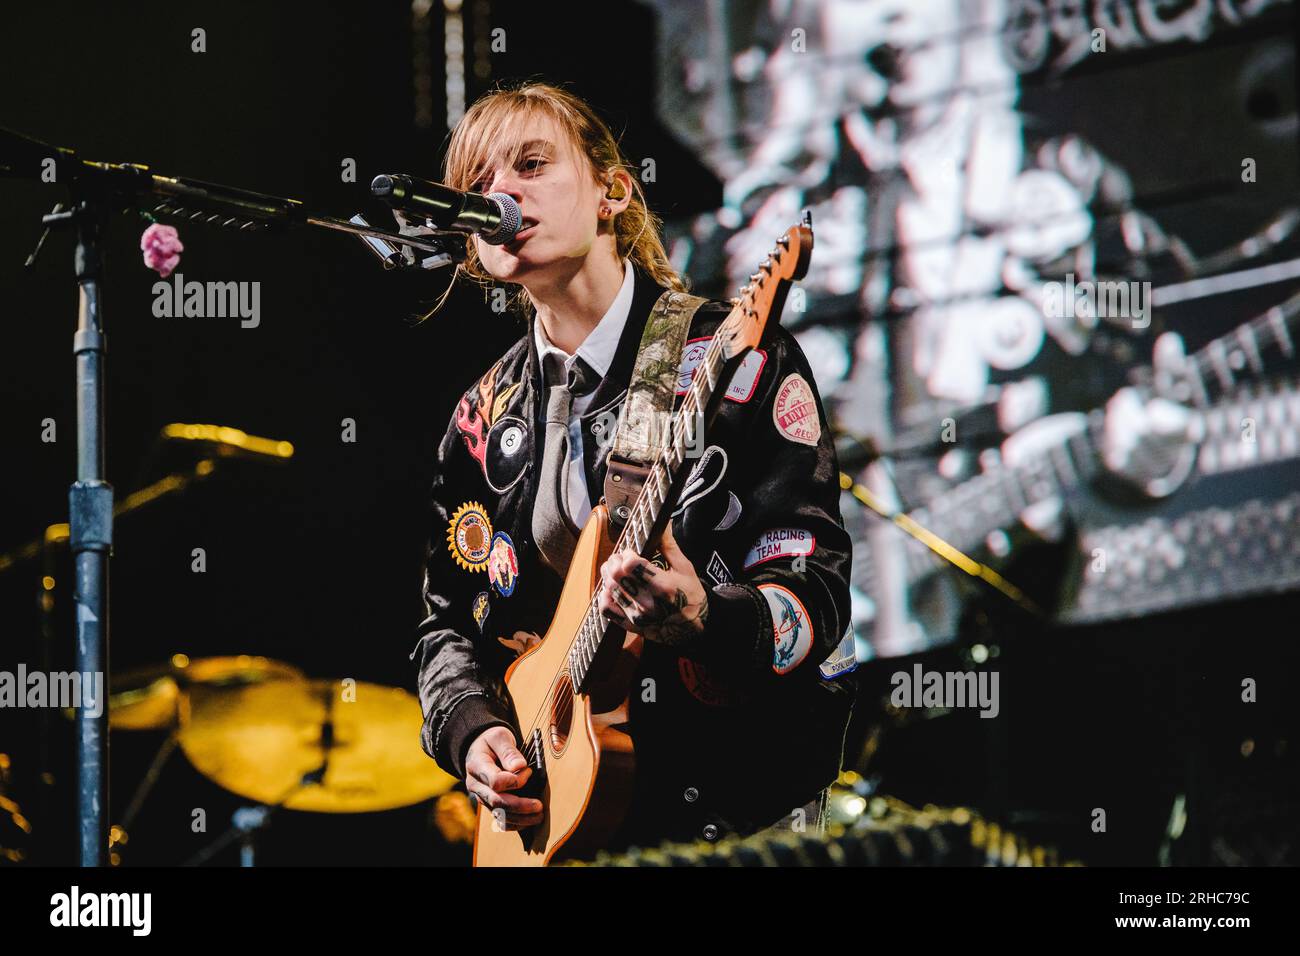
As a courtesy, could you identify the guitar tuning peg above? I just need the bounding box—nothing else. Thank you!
[777,235,790,247]
[761,257,773,271]
[749,272,761,283]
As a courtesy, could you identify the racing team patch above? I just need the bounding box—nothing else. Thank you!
[447,501,492,572]
[488,531,519,597]
[677,337,766,403]
[760,583,813,675]
[743,528,815,569]
[772,372,821,446]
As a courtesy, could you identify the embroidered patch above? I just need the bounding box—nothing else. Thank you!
[713,492,742,531]
[456,360,526,483]
[498,423,525,457]
[677,657,734,707]
[772,372,821,446]
[743,528,816,569]
[819,631,859,680]
[447,501,492,572]
[491,382,522,423]
[455,393,488,471]
[760,583,813,675]
[485,415,530,493]
[677,337,767,403]
[479,360,502,409]
[705,551,733,586]
[672,445,727,517]
[488,531,519,596]
[471,591,491,633]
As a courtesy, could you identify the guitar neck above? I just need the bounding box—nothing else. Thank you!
[566,218,812,692]
[623,336,736,555]
[1177,288,1300,406]
[901,423,1100,581]
[564,325,759,691]
[566,334,750,691]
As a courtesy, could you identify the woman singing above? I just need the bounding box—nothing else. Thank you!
[411,82,856,853]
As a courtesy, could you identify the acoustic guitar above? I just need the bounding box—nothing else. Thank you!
[473,216,813,866]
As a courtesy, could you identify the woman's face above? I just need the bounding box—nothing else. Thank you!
[470,114,605,286]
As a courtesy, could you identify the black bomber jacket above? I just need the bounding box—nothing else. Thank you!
[410,266,858,848]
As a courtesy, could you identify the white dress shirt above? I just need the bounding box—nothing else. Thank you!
[533,259,636,529]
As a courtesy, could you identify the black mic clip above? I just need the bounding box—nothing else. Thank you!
[348,212,468,271]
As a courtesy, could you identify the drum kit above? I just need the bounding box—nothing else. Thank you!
[0,653,457,866]
[0,406,469,865]
[107,654,456,864]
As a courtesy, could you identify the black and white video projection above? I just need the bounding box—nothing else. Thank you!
[648,0,1300,657]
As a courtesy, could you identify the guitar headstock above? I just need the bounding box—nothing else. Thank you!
[717,212,813,360]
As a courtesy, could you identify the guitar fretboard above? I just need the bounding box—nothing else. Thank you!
[899,424,1101,582]
[566,331,732,689]
[1178,288,1300,405]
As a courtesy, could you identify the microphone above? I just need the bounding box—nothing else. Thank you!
[370,174,521,245]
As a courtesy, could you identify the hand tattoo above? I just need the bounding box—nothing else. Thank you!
[642,588,710,646]
[601,555,707,646]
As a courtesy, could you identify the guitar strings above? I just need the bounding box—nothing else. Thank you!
[513,329,730,763]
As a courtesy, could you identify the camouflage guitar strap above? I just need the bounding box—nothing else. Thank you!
[603,289,709,540]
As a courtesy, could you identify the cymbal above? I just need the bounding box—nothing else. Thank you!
[109,655,304,731]
[178,679,456,813]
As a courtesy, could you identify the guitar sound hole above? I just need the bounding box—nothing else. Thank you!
[549,674,574,756]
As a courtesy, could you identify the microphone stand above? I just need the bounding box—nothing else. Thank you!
[4,125,465,865]
[29,194,115,869]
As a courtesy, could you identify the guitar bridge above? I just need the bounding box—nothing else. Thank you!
[528,728,545,772]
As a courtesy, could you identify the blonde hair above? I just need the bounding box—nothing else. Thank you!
[430,82,685,316]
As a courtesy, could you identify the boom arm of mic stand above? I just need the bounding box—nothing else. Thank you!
[2,126,462,263]
[139,175,463,260]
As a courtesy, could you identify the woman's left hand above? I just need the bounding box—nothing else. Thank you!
[597,523,709,646]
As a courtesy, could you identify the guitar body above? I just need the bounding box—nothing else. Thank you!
[473,503,641,867]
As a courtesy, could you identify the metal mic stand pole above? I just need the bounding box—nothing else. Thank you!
[38,196,114,867]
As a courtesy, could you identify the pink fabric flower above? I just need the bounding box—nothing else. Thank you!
[140,223,184,278]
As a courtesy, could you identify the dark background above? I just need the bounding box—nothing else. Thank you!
[1,1,1297,867]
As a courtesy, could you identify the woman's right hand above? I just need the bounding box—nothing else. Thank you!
[464,725,544,830]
